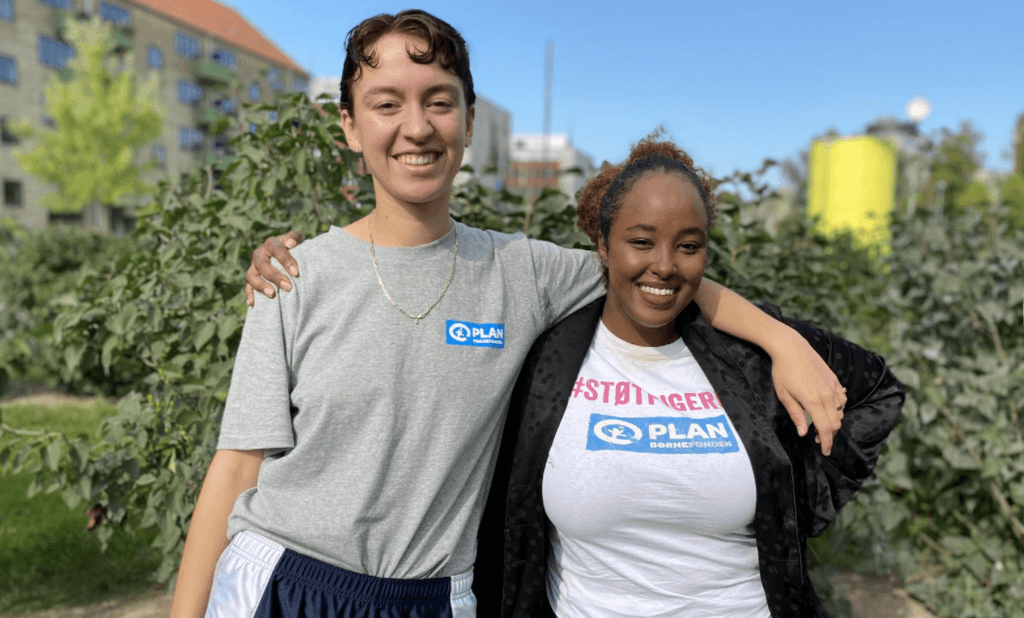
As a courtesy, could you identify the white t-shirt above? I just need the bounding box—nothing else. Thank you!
[542,320,771,618]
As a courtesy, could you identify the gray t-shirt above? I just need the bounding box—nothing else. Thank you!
[218,222,603,579]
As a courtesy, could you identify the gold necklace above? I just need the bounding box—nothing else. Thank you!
[368,216,458,325]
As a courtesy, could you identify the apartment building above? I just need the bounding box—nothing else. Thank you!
[0,0,308,232]
[508,133,595,203]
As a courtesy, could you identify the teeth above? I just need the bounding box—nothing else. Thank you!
[398,153,437,165]
[640,285,674,296]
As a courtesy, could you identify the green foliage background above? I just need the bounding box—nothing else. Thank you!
[1,94,1022,616]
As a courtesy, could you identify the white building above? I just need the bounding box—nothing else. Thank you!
[459,95,511,191]
[308,76,339,103]
[509,133,595,202]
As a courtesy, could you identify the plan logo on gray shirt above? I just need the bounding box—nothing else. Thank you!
[446,320,505,348]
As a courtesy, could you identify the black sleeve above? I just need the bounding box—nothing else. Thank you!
[784,317,905,536]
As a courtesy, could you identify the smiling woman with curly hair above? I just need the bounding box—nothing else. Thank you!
[475,134,904,618]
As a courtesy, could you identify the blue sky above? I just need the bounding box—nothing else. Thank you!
[235,0,1022,185]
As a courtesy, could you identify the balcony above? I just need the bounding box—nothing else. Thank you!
[192,59,234,85]
[50,9,74,38]
[193,106,225,128]
[111,28,133,51]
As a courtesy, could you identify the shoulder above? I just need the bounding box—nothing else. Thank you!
[453,222,527,259]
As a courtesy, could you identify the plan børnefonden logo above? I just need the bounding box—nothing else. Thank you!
[586,413,739,454]
[446,320,505,348]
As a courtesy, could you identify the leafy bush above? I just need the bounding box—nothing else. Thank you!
[850,202,1024,616]
[0,218,135,395]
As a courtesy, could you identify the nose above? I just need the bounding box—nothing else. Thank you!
[402,104,434,142]
[649,246,678,278]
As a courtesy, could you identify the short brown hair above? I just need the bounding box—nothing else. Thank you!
[577,132,717,248]
[339,10,475,114]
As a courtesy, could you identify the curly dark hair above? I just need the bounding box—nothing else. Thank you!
[339,10,475,115]
[577,133,717,250]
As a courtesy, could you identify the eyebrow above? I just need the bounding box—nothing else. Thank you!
[625,224,707,236]
[361,84,461,103]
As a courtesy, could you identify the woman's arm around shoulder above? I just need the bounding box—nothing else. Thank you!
[784,318,905,535]
[169,449,263,618]
[695,278,848,455]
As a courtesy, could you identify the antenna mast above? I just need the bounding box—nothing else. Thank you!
[542,40,553,178]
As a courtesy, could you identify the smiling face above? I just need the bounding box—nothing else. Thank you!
[340,32,474,216]
[597,173,709,347]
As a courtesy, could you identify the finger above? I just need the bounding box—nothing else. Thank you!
[271,234,301,278]
[246,258,276,299]
[808,405,835,456]
[245,282,255,307]
[281,230,305,250]
[255,238,294,291]
[778,392,808,437]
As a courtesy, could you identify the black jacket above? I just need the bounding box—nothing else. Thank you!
[475,298,904,617]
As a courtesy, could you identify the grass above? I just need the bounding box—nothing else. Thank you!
[0,400,162,615]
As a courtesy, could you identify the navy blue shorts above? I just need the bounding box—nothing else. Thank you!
[205,530,476,618]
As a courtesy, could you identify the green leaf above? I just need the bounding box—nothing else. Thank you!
[62,485,83,509]
[101,336,118,374]
[194,321,217,351]
[44,442,61,472]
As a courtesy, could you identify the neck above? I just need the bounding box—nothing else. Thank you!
[369,202,453,246]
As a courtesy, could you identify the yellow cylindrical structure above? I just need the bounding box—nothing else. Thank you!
[808,136,896,248]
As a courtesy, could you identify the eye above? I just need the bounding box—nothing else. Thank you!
[629,238,653,248]
[374,101,399,112]
[679,241,703,253]
[429,99,456,110]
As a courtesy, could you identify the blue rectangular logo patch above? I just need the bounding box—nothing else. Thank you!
[446,320,505,348]
[586,413,739,454]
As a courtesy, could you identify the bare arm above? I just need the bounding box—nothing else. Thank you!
[695,278,846,455]
[169,449,263,618]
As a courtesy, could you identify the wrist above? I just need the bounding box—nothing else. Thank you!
[760,320,802,359]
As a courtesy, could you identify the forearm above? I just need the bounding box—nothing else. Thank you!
[170,449,263,618]
[694,278,794,355]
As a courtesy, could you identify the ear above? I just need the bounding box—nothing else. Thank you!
[340,108,362,154]
[597,235,608,266]
[464,105,475,147]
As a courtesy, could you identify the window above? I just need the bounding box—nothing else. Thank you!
[99,2,130,25]
[248,82,260,102]
[39,0,72,8]
[147,45,162,69]
[151,144,166,169]
[211,48,235,69]
[177,79,202,105]
[179,127,203,151]
[39,36,74,69]
[175,33,200,59]
[214,98,237,114]
[3,180,22,206]
[1,0,13,21]
[291,77,308,93]
[0,55,16,85]
[267,69,282,91]
[212,136,228,158]
[1,117,18,145]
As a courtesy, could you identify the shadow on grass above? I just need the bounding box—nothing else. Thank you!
[0,475,161,615]
[0,401,162,615]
